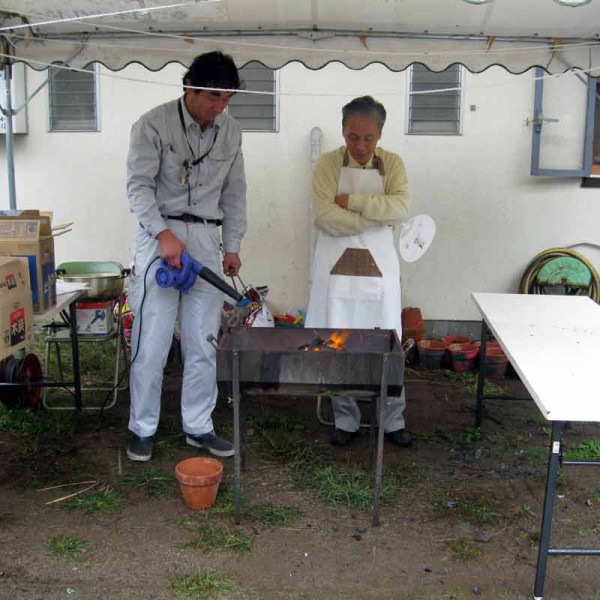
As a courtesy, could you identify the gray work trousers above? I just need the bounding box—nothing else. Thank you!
[332,387,406,433]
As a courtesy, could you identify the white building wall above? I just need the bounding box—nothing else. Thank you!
[1,62,598,321]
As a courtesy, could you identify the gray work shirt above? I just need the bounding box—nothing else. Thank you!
[126,97,247,253]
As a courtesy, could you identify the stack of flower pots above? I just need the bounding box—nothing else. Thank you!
[402,307,425,363]
[417,339,446,369]
[475,340,508,379]
[401,307,425,343]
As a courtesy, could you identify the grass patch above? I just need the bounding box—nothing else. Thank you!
[465,502,501,525]
[247,503,299,527]
[251,413,399,511]
[432,494,501,525]
[586,492,600,505]
[45,535,86,560]
[0,405,75,436]
[515,446,547,464]
[513,504,536,520]
[250,414,322,469]
[183,524,252,553]
[170,571,233,598]
[564,439,600,461]
[203,484,236,517]
[445,538,482,562]
[120,466,177,498]
[305,465,397,510]
[518,529,540,547]
[0,508,12,524]
[449,372,506,398]
[464,426,481,443]
[70,487,125,515]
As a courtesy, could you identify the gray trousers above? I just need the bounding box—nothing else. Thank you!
[332,387,406,433]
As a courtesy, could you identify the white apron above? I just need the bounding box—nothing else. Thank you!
[305,157,405,433]
[306,164,402,337]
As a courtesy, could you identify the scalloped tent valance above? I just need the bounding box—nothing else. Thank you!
[1,0,599,74]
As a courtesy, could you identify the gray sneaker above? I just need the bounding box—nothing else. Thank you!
[126,434,154,461]
[186,431,234,457]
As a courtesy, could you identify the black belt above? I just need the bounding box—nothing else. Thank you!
[165,214,222,226]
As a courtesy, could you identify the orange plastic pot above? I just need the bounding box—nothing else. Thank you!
[442,335,473,348]
[484,347,508,379]
[175,457,223,510]
[474,340,501,355]
[417,339,446,369]
[448,343,479,372]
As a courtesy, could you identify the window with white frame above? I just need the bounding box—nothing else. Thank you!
[408,64,462,135]
[48,64,98,132]
[228,62,278,132]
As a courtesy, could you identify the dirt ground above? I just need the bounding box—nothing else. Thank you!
[1,365,600,600]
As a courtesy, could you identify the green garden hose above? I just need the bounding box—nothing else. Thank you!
[519,247,600,303]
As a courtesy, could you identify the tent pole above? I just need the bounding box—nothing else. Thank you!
[3,61,17,210]
[1,39,16,210]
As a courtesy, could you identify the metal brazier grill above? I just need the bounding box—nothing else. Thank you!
[217,327,404,525]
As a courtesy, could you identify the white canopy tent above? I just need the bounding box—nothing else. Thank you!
[0,0,599,209]
[1,0,599,74]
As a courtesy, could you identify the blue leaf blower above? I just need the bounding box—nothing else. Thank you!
[155,251,251,307]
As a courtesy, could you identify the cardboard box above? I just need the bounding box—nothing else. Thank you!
[0,210,57,314]
[0,256,34,361]
[76,300,115,336]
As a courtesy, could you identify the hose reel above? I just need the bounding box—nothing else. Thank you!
[0,353,43,409]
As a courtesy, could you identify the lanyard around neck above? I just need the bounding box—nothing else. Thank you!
[178,99,219,167]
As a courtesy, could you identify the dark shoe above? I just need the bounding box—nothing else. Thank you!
[331,428,357,446]
[126,434,154,461]
[386,429,413,448]
[186,431,234,457]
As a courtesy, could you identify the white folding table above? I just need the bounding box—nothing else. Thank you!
[472,293,600,600]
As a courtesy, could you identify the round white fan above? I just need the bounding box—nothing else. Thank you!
[398,214,436,263]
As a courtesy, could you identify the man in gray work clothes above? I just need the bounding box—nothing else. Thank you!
[126,51,247,462]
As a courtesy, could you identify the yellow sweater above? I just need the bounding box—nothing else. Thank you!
[312,146,410,236]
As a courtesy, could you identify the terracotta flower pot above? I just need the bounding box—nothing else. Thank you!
[417,339,446,369]
[448,343,479,372]
[402,307,424,330]
[175,457,223,510]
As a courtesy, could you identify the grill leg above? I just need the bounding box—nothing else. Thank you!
[373,354,388,527]
[233,351,241,525]
[368,393,377,471]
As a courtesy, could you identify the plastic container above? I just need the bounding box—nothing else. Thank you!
[447,343,479,372]
[417,339,446,369]
[484,347,508,379]
[175,457,223,510]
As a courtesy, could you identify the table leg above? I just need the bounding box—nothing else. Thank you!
[475,321,488,428]
[533,421,564,600]
[67,300,82,410]
[233,350,241,525]
[373,353,388,527]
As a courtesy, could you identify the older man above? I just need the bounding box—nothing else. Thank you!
[306,95,412,447]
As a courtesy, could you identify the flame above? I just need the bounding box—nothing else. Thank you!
[325,330,350,351]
